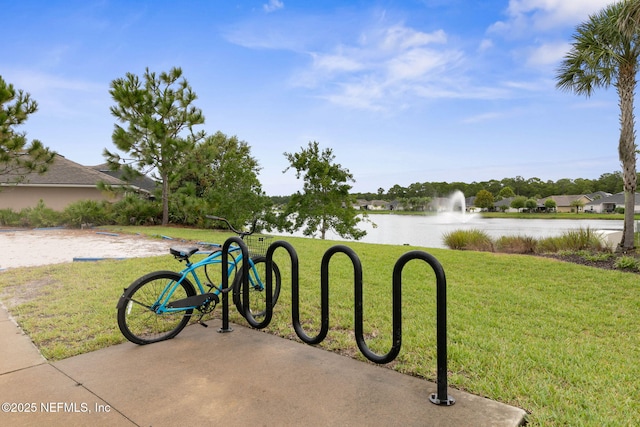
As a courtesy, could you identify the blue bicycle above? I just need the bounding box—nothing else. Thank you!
[116,216,281,345]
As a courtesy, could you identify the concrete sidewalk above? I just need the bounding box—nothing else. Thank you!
[0,305,527,426]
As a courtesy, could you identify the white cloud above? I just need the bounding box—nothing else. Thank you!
[379,26,447,51]
[461,111,507,124]
[492,0,613,34]
[311,51,364,73]
[526,41,571,67]
[508,0,613,27]
[293,23,471,110]
[478,38,493,52]
[322,78,386,111]
[263,0,284,13]
[484,1,612,91]
[6,69,103,93]
[2,69,107,119]
[387,49,453,81]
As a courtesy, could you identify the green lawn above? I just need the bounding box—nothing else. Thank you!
[0,226,638,426]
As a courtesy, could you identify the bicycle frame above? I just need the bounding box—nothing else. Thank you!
[152,244,263,315]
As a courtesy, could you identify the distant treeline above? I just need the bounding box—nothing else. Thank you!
[271,171,627,204]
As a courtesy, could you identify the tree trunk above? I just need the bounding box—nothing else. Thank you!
[617,64,637,251]
[161,171,170,226]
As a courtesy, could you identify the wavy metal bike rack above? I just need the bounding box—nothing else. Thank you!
[219,238,455,406]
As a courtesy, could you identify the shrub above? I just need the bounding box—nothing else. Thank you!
[614,256,640,270]
[537,236,561,253]
[62,200,112,228]
[111,195,161,225]
[169,193,209,227]
[443,229,494,252]
[537,228,604,253]
[0,208,21,226]
[495,235,538,254]
[582,251,615,262]
[20,200,62,228]
[557,227,604,251]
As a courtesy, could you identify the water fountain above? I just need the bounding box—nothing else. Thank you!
[435,190,477,224]
[446,190,466,213]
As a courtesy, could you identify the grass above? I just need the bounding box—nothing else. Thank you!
[442,229,494,251]
[1,226,639,425]
[443,227,608,254]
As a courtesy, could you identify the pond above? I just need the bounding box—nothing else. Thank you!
[269,213,624,249]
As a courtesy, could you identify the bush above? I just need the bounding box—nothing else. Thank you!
[62,200,112,228]
[443,229,494,252]
[614,256,640,270]
[538,228,604,252]
[0,208,21,226]
[495,235,538,254]
[537,236,561,253]
[169,193,209,227]
[20,200,62,228]
[558,227,604,251]
[111,195,161,225]
[581,251,615,262]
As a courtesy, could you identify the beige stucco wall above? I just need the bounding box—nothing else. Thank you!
[0,186,121,211]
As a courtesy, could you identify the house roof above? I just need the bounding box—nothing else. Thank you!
[585,192,640,206]
[494,197,515,207]
[586,191,611,201]
[91,163,158,193]
[0,154,126,187]
[539,194,592,207]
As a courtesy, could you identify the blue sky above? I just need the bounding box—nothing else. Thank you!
[2,0,623,195]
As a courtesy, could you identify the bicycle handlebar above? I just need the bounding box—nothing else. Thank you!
[206,215,257,238]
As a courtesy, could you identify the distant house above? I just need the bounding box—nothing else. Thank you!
[357,199,392,210]
[494,197,517,212]
[91,163,159,196]
[0,154,149,210]
[538,195,592,213]
[587,191,612,201]
[584,192,640,213]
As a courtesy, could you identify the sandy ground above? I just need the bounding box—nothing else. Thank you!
[0,228,176,269]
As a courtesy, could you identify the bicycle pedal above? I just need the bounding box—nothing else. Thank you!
[198,321,209,328]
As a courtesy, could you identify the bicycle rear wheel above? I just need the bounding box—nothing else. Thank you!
[117,271,196,345]
[232,256,281,318]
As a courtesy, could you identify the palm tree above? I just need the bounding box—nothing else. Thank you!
[556,1,640,250]
[619,0,640,37]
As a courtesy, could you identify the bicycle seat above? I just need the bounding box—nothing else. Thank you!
[170,247,200,261]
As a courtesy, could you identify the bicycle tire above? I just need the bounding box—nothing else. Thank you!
[117,271,196,345]
[232,256,281,319]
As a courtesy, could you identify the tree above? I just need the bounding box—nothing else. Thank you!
[556,2,640,249]
[570,199,585,213]
[170,131,270,227]
[619,0,640,37]
[474,189,495,210]
[497,186,516,200]
[525,198,538,212]
[0,76,55,185]
[387,184,407,200]
[596,171,623,193]
[511,196,527,211]
[544,199,557,212]
[278,141,366,240]
[105,67,205,225]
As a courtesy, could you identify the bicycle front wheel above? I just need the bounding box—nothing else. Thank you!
[117,271,196,345]
[232,256,281,319]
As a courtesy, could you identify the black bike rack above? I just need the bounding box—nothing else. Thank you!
[219,238,455,406]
